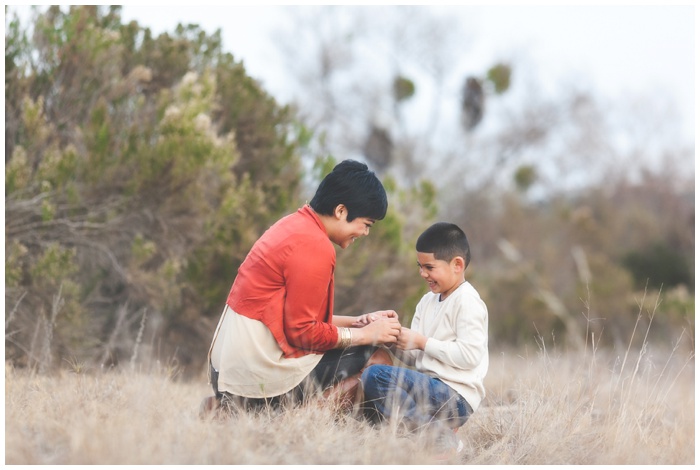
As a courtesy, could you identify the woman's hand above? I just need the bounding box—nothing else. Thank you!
[352,310,398,328]
[352,316,401,346]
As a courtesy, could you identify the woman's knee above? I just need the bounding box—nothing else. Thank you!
[366,347,393,367]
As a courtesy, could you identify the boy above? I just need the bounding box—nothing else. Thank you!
[202,160,401,415]
[360,222,489,454]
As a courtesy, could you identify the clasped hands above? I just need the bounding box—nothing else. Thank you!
[352,311,424,349]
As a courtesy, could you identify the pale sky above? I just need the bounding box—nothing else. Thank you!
[5,3,697,145]
[118,3,696,145]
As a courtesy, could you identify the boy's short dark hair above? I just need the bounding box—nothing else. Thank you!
[416,222,471,267]
[310,159,388,221]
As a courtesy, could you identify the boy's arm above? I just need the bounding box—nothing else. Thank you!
[423,297,488,369]
[390,300,425,366]
[395,327,427,350]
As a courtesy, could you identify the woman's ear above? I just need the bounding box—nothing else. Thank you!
[333,204,347,220]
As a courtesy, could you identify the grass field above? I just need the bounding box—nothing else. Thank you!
[5,336,694,465]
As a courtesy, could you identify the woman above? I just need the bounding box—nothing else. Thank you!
[202,160,401,414]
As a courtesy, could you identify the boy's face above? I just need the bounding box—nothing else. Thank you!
[416,252,465,300]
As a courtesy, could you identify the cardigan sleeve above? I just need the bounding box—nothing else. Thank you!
[281,238,338,352]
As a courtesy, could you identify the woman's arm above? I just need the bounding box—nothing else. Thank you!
[334,310,398,328]
[335,317,401,347]
[332,315,359,328]
[282,240,340,351]
[282,240,401,351]
[333,311,401,347]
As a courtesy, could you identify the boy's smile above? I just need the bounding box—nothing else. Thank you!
[416,252,465,300]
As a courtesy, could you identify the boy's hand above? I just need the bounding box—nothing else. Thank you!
[396,327,427,351]
[352,310,398,328]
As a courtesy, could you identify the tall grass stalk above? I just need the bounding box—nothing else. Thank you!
[129,308,148,371]
[37,284,64,374]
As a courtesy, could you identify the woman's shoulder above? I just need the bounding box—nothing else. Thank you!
[267,208,328,239]
[276,210,334,254]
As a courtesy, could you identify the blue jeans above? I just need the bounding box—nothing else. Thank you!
[360,365,472,432]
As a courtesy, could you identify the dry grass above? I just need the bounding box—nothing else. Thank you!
[5,337,694,465]
[466,341,695,465]
[4,362,438,465]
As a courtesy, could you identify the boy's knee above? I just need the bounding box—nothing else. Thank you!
[361,364,379,383]
[361,363,391,386]
[360,364,389,401]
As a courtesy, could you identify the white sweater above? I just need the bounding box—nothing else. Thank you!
[393,281,489,410]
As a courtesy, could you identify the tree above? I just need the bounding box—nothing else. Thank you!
[5,6,305,373]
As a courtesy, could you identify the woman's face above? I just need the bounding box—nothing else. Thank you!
[334,215,375,249]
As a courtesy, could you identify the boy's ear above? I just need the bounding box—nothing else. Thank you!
[452,256,466,272]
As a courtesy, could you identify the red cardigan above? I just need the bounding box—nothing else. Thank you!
[227,205,339,358]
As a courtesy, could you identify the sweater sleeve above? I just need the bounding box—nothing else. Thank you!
[391,297,425,366]
[281,239,338,352]
[423,293,487,370]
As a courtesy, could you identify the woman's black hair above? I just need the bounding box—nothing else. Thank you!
[310,160,388,221]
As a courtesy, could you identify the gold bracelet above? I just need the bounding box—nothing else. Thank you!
[343,327,350,349]
[337,327,344,349]
[338,327,352,349]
